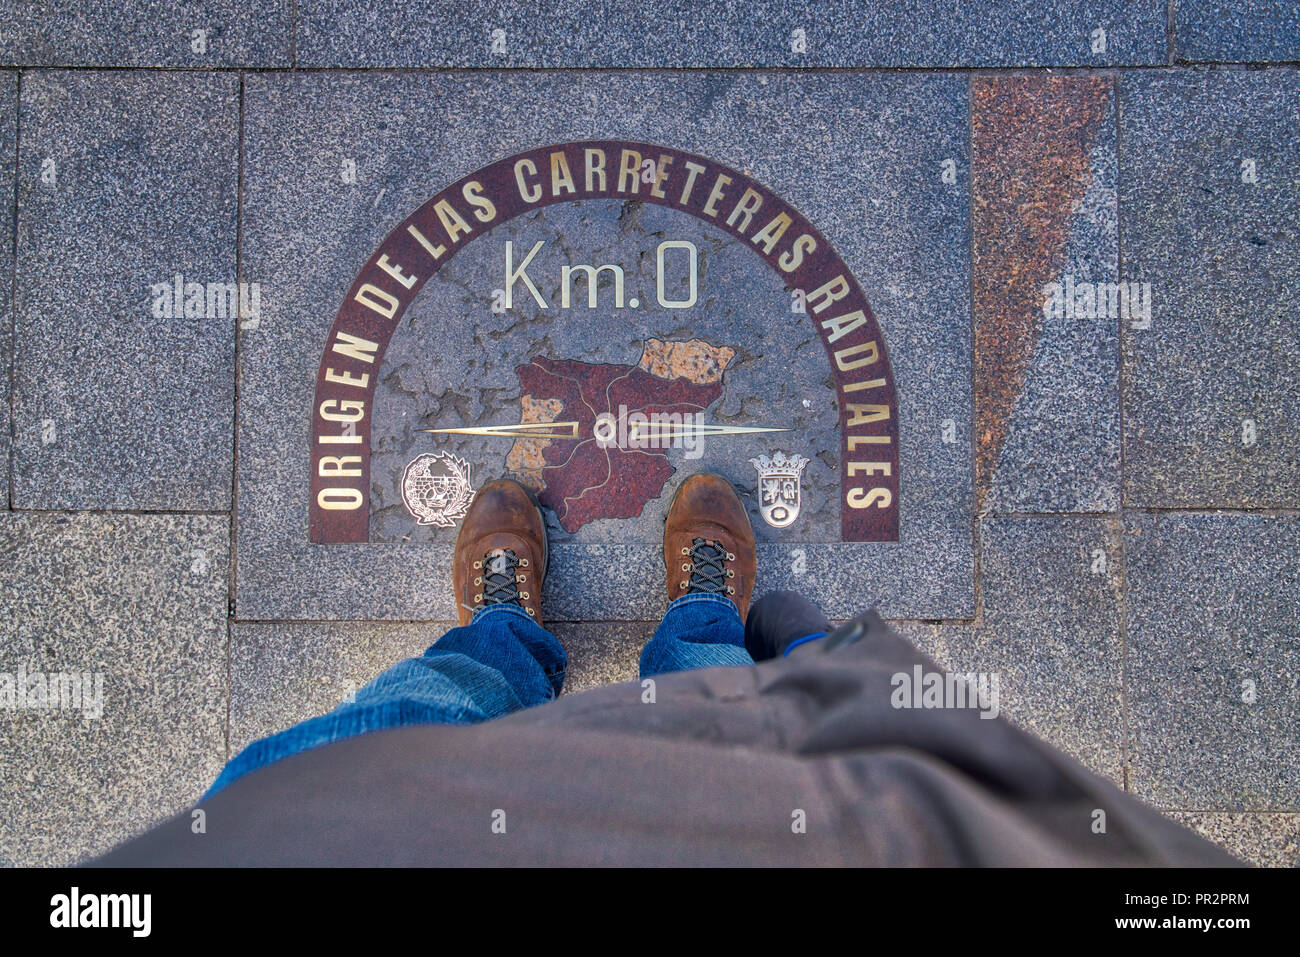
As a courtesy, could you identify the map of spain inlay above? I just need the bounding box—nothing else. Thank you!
[506,338,734,532]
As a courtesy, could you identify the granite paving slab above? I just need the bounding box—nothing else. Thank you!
[1126,511,1300,811]
[237,70,973,622]
[1121,69,1300,508]
[0,1,292,67]
[555,622,648,693]
[1173,812,1300,868]
[298,0,1166,68]
[229,619,651,754]
[229,621,447,754]
[11,70,240,510]
[973,75,1121,514]
[0,512,229,867]
[1174,0,1300,62]
[891,515,1126,783]
[0,71,14,509]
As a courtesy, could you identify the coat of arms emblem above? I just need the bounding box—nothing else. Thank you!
[749,451,809,528]
[401,452,476,527]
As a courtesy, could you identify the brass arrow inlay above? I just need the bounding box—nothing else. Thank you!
[628,423,792,441]
[423,420,792,442]
[421,421,581,440]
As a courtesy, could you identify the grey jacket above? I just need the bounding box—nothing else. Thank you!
[96,611,1237,867]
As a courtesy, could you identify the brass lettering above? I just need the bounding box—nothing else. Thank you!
[648,154,674,199]
[319,399,365,422]
[847,461,891,477]
[847,487,891,509]
[807,274,850,314]
[550,151,577,197]
[407,224,446,260]
[821,309,866,343]
[702,173,732,217]
[844,377,887,393]
[354,284,398,319]
[331,331,380,364]
[835,340,880,371]
[318,455,363,478]
[324,366,370,389]
[584,148,607,192]
[680,161,706,204]
[778,233,816,272]
[617,149,642,194]
[751,213,792,255]
[847,435,891,449]
[317,488,363,510]
[462,180,498,223]
[725,187,763,233]
[515,158,542,203]
[434,199,473,243]
[376,254,417,290]
[845,403,889,428]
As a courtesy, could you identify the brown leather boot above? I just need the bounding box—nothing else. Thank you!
[664,473,757,620]
[452,479,547,627]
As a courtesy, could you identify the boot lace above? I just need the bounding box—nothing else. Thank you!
[679,538,735,596]
[474,548,531,611]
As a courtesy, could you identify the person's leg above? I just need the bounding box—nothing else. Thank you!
[643,472,759,677]
[206,603,564,798]
[207,477,556,800]
[640,591,753,677]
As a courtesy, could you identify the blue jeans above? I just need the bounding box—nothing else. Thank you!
[206,592,750,799]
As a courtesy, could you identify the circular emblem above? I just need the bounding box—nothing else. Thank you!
[400,452,476,527]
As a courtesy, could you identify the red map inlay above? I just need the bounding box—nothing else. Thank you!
[513,347,729,532]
